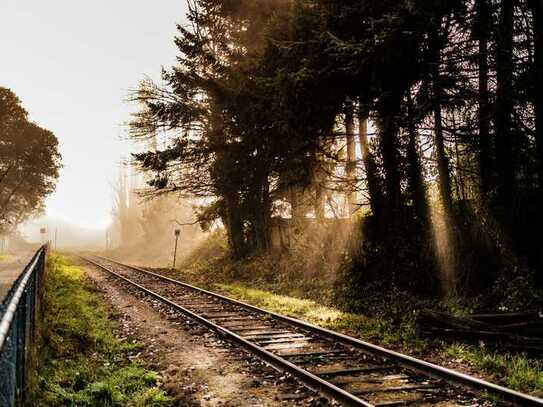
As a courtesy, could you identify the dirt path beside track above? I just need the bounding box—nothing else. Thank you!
[78,258,320,407]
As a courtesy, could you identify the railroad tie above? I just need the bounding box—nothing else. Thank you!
[350,383,438,395]
[316,366,395,377]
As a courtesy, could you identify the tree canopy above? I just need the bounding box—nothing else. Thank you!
[130,0,543,298]
[0,87,62,234]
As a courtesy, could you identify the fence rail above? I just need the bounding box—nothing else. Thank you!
[0,246,46,407]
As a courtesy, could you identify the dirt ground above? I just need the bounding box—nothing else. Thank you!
[0,250,37,301]
[78,258,324,407]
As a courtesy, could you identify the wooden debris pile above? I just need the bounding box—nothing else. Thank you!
[417,310,543,353]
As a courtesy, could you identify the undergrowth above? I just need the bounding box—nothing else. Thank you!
[176,232,427,350]
[171,232,543,395]
[179,231,339,304]
[37,254,172,407]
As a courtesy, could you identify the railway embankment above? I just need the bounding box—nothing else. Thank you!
[143,238,543,401]
[82,255,543,405]
[78,255,312,406]
[35,254,172,406]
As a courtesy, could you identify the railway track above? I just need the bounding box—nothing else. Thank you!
[82,255,543,407]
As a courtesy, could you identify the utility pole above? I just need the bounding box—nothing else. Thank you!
[172,229,181,270]
[54,228,58,250]
[40,228,46,245]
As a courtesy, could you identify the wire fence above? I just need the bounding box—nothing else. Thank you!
[0,246,46,407]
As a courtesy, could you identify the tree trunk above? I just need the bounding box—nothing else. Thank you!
[223,191,246,259]
[376,91,403,217]
[256,176,272,253]
[314,185,325,220]
[247,165,272,254]
[358,103,384,220]
[431,33,454,216]
[406,96,429,224]
[345,103,357,216]
[495,0,516,213]
[531,0,543,193]
[476,0,492,197]
[210,103,246,258]
[313,144,326,220]
[290,186,303,220]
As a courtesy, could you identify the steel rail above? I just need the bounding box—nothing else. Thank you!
[88,255,543,406]
[0,248,42,352]
[83,256,374,407]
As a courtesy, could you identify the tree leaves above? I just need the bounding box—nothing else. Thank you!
[0,87,62,233]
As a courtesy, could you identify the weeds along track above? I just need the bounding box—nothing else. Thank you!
[82,255,543,407]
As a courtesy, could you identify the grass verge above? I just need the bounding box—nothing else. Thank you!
[445,344,543,396]
[36,254,172,407]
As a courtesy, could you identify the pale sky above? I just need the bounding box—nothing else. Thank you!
[0,0,186,229]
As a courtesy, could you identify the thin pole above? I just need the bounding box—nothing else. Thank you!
[172,234,179,269]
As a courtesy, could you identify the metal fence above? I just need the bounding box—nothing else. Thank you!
[0,246,46,407]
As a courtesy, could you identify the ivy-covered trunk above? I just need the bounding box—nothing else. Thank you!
[495,0,516,215]
[531,0,543,194]
[476,0,492,197]
[358,104,384,222]
[376,91,403,219]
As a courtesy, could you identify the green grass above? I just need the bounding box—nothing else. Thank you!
[214,283,425,351]
[37,254,172,407]
[446,344,543,395]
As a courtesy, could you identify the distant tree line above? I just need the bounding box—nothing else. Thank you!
[0,87,61,234]
[109,163,200,254]
[130,0,543,297]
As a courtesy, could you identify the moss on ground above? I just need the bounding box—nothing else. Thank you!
[37,254,172,407]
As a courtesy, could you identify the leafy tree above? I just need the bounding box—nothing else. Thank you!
[0,87,61,233]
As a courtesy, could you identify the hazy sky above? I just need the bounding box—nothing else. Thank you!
[0,0,186,229]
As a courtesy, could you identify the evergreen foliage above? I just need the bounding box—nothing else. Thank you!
[130,0,543,298]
